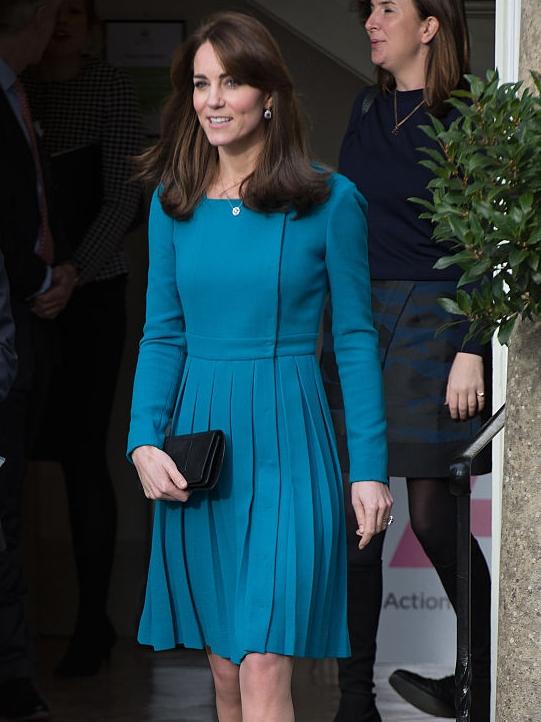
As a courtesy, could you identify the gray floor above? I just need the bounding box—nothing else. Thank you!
[35,638,451,722]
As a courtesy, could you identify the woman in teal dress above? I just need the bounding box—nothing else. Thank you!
[128,12,391,722]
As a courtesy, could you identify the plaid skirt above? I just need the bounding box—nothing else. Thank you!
[321,280,491,478]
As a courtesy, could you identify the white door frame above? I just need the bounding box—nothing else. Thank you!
[492,1,521,717]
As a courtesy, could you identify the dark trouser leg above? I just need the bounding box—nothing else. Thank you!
[335,477,385,722]
[0,390,32,683]
[57,278,126,634]
[62,451,118,630]
[407,478,491,721]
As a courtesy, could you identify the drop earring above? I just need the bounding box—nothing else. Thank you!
[264,107,272,120]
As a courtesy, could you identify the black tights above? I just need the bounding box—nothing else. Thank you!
[407,478,491,681]
[336,477,491,722]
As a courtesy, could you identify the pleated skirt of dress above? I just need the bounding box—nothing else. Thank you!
[138,352,350,664]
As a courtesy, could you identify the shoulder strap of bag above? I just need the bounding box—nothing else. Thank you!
[361,85,379,117]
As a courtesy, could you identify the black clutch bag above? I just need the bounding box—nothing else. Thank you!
[163,430,225,491]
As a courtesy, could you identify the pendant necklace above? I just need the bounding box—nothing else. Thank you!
[225,197,242,217]
[220,176,243,216]
[392,90,426,135]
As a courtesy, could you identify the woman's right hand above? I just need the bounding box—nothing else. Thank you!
[445,352,485,421]
[132,445,191,502]
[351,480,393,550]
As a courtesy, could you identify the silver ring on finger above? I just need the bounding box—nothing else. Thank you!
[476,391,485,398]
[385,514,394,527]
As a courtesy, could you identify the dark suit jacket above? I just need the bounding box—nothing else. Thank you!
[0,84,67,391]
[0,250,16,401]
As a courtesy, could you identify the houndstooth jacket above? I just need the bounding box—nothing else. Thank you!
[24,57,144,284]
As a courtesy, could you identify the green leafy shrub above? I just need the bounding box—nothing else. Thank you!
[412,70,541,345]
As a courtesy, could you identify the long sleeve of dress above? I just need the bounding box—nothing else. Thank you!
[72,69,143,283]
[325,177,388,483]
[127,190,186,457]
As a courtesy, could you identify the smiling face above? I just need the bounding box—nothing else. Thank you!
[365,0,435,81]
[192,41,270,159]
[43,0,89,60]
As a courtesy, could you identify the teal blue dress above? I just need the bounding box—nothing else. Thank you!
[128,173,387,664]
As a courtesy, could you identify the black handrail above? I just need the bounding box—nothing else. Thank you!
[449,404,506,722]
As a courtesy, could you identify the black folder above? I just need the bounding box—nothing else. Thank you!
[50,143,102,250]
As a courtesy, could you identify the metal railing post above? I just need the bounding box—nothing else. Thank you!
[449,457,472,722]
[449,405,506,722]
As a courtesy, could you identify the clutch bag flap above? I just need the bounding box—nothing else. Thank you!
[163,430,225,491]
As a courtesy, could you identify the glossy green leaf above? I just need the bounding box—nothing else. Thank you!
[438,297,466,316]
[509,248,529,267]
[497,316,517,346]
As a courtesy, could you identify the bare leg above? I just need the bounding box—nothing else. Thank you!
[207,649,242,722]
[239,653,295,722]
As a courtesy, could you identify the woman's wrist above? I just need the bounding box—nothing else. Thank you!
[132,445,159,463]
[455,351,482,360]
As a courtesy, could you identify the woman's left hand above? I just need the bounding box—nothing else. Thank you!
[445,352,485,421]
[351,481,393,550]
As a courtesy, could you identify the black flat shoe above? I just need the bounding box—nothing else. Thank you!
[55,618,117,678]
[0,678,50,720]
[389,669,455,718]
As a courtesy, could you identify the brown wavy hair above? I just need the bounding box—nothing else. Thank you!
[358,0,471,116]
[137,11,330,219]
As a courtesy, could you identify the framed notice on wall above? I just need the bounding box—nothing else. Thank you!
[105,20,185,137]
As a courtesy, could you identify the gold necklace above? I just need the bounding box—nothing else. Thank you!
[392,90,426,135]
[220,178,241,196]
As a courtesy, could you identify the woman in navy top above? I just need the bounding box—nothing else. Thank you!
[323,1,491,721]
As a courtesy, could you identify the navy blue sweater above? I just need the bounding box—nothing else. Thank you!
[339,87,484,355]
[339,87,460,281]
